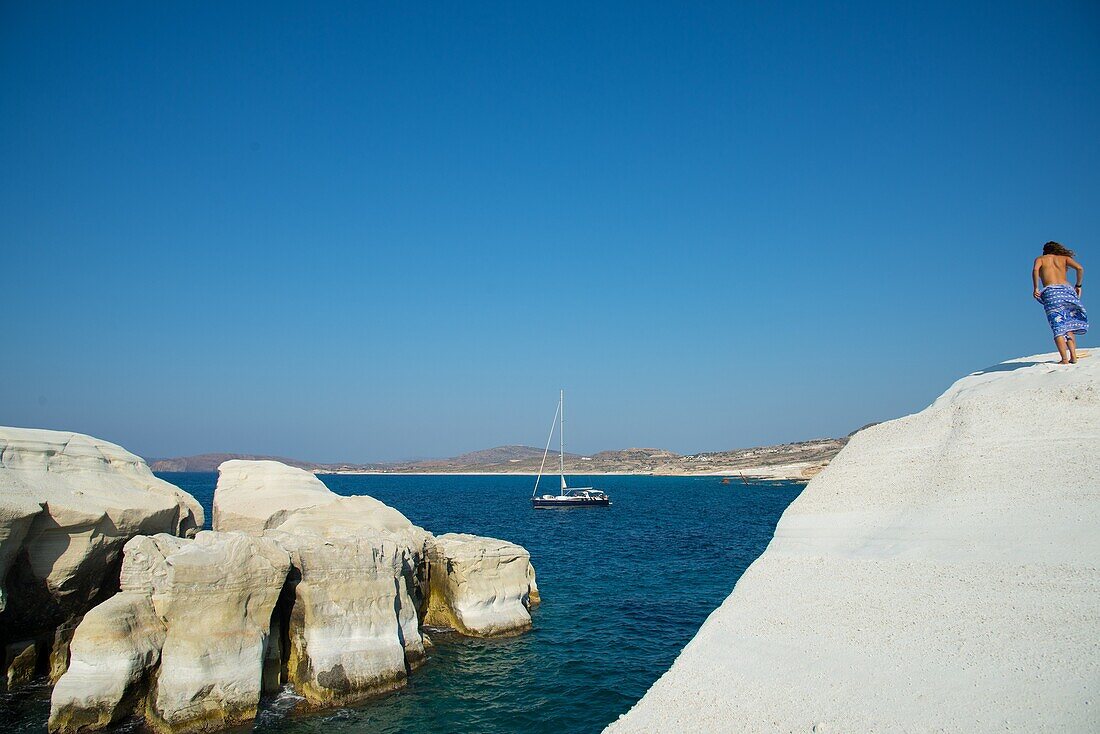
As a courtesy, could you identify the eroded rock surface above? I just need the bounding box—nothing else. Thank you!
[48,591,165,732]
[215,464,433,706]
[608,353,1100,733]
[0,427,202,688]
[212,460,338,533]
[268,522,419,706]
[143,533,290,733]
[50,532,289,734]
[49,457,540,732]
[424,533,539,636]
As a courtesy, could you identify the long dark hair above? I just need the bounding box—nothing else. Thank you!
[1043,241,1075,257]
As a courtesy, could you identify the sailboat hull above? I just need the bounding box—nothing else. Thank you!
[531,496,611,508]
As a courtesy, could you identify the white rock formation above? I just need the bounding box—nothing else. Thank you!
[273,497,431,660]
[212,460,338,533]
[48,591,165,732]
[268,522,419,705]
[212,460,540,699]
[50,457,542,731]
[144,533,290,733]
[50,532,290,734]
[214,464,433,705]
[424,533,540,637]
[608,353,1100,733]
[0,427,202,685]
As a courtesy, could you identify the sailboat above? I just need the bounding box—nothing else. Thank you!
[530,390,611,509]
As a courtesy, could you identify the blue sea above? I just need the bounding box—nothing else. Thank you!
[6,474,803,734]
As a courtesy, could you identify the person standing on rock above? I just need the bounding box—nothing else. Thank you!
[1033,242,1087,364]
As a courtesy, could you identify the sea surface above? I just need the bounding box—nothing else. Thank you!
[5,474,803,734]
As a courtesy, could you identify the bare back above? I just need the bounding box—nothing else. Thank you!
[1035,254,1076,287]
[1031,249,1086,363]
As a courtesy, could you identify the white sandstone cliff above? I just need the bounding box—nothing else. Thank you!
[212,462,432,705]
[211,459,338,532]
[212,461,539,699]
[607,353,1100,733]
[424,533,540,637]
[267,520,420,706]
[50,532,290,734]
[47,591,165,732]
[48,457,541,731]
[0,427,202,687]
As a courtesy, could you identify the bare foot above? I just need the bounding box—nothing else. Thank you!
[1058,359,1071,365]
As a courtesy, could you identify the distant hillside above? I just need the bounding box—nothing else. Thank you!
[447,445,573,465]
[148,446,565,474]
[149,437,848,479]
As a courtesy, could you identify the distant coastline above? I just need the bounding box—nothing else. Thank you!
[148,435,863,481]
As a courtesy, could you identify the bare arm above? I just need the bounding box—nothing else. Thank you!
[1033,258,1042,300]
[1067,257,1084,291]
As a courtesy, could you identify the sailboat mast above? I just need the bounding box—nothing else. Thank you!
[532,398,560,498]
[559,389,566,494]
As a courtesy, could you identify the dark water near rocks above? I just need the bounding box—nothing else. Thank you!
[5,474,802,734]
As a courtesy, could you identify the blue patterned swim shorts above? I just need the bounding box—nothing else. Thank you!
[1040,284,1088,339]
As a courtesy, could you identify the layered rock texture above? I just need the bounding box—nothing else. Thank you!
[50,533,289,734]
[608,353,1100,733]
[214,461,539,708]
[211,461,432,707]
[425,533,540,636]
[265,502,429,707]
[50,458,539,732]
[0,427,202,689]
[211,459,339,532]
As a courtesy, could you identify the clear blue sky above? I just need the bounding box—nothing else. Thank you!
[2,1,1098,462]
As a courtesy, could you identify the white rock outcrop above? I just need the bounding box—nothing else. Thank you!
[47,591,165,732]
[50,457,541,731]
[214,464,433,706]
[608,353,1100,733]
[211,460,338,533]
[268,520,421,706]
[0,427,202,686]
[424,533,540,637]
[50,532,290,734]
[213,461,539,696]
[142,533,290,733]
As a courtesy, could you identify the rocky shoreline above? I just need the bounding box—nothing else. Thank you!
[1,433,538,733]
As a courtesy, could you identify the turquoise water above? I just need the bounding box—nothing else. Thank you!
[5,474,803,733]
